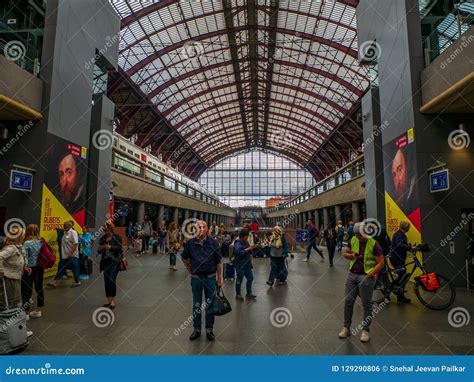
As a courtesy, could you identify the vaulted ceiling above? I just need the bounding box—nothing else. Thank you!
[109,0,369,180]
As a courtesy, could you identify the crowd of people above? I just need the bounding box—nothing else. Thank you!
[0,215,415,346]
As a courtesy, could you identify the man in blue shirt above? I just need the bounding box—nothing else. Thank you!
[182,221,223,341]
[233,229,256,301]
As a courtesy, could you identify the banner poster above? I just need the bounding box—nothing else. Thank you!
[383,128,422,269]
[40,134,88,275]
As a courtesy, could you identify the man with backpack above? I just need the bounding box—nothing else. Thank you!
[303,219,325,262]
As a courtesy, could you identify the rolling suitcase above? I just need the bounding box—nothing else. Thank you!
[0,278,28,354]
[223,262,235,280]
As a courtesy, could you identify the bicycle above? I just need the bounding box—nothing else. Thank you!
[372,243,456,310]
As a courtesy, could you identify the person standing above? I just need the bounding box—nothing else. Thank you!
[98,223,123,310]
[209,222,219,238]
[141,216,153,253]
[249,219,259,236]
[48,221,81,287]
[303,219,325,262]
[166,222,181,271]
[79,225,94,280]
[233,229,256,301]
[21,224,44,318]
[324,224,337,267]
[338,222,385,343]
[0,226,33,337]
[346,220,355,241]
[181,221,222,341]
[336,221,345,253]
[266,226,289,286]
[126,222,134,249]
[158,220,167,255]
[389,221,412,303]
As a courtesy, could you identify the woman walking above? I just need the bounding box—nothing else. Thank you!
[21,224,44,319]
[266,226,289,286]
[166,222,181,271]
[98,223,123,309]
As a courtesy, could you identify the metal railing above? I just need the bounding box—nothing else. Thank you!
[422,1,474,65]
[264,155,365,214]
[0,38,41,76]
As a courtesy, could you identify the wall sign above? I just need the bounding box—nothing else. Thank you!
[10,169,33,192]
[430,169,450,193]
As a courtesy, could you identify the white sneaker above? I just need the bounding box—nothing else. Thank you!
[30,311,42,318]
[338,327,350,339]
[303,258,308,262]
[360,330,370,343]
[26,314,30,321]
[27,330,33,337]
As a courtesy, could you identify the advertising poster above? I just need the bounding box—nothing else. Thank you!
[39,134,89,274]
[383,128,422,247]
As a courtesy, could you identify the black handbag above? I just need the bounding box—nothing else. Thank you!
[207,288,232,316]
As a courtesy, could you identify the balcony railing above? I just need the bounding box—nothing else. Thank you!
[422,1,474,65]
[264,155,365,214]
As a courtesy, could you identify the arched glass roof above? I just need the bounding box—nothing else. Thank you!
[110,0,369,179]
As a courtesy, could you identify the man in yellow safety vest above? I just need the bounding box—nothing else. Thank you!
[338,222,385,343]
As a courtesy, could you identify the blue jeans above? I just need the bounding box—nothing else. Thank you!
[103,259,120,298]
[191,276,216,332]
[235,266,254,296]
[337,236,343,251]
[54,257,80,283]
[169,252,176,266]
[306,239,324,259]
[269,257,287,282]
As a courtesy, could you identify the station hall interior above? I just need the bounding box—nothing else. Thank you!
[0,0,473,355]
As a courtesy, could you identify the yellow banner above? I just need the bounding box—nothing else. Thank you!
[40,184,82,277]
[385,191,422,278]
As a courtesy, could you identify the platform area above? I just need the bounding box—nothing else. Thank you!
[24,249,473,356]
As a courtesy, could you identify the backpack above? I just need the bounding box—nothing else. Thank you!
[37,239,56,269]
[337,226,344,237]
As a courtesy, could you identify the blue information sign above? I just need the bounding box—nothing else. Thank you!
[430,169,449,193]
[10,169,33,192]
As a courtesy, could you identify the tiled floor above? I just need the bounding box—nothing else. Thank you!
[24,248,474,355]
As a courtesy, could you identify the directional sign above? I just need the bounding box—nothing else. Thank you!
[430,169,449,193]
[10,169,33,192]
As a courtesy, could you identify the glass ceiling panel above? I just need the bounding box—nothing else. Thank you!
[110,0,369,172]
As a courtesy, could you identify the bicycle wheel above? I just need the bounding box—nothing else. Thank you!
[372,277,391,305]
[414,273,456,310]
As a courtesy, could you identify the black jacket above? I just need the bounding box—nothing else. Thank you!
[98,233,123,271]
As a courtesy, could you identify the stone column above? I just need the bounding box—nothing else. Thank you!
[352,201,362,223]
[173,207,179,224]
[323,207,330,230]
[137,202,145,225]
